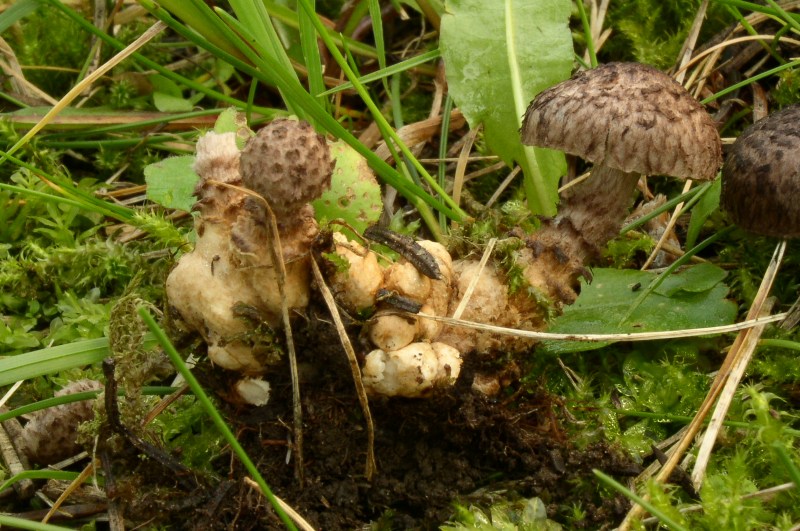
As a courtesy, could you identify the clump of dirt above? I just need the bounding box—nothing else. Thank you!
[92,303,638,530]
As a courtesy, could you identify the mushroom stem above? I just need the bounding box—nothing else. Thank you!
[554,165,641,259]
[520,165,640,303]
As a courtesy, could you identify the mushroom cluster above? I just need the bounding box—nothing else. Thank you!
[519,62,722,302]
[168,64,726,403]
[166,119,332,405]
[327,232,462,397]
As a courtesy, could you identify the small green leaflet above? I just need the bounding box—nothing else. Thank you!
[542,265,737,354]
[144,156,199,212]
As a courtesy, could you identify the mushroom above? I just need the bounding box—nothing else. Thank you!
[166,119,333,404]
[519,62,722,303]
[721,104,800,237]
[721,103,800,329]
[19,380,103,465]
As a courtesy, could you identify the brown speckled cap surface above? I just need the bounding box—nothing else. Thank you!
[240,119,333,214]
[721,104,800,238]
[521,62,722,180]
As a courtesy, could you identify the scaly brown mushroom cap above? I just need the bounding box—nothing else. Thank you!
[721,104,800,238]
[521,62,722,180]
[240,118,333,215]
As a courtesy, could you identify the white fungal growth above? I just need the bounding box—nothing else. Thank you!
[329,233,383,312]
[362,342,461,397]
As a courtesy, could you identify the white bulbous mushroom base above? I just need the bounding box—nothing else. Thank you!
[362,342,462,397]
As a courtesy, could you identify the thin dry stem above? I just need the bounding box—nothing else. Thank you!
[485,166,521,209]
[641,179,693,271]
[310,256,376,480]
[42,460,97,524]
[451,238,497,320]
[416,311,786,342]
[692,297,776,488]
[206,179,306,483]
[244,477,317,531]
[0,415,33,499]
[2,21,167,162]
[451,126,479,226]
[263,199,305,485]
[675,0,710,85]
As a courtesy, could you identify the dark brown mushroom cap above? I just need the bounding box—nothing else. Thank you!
[240,119,333,214]
[721,104,800,238]
[521,62,722,180]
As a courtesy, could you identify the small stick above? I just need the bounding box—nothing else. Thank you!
[692,297,776,488]
[0,417,34,499]
[102,359,198,491]
[310,255,376,480]
[451,238,496,320]
[260,197,305,485]
[415,311,786,342]
[42,460,98,524]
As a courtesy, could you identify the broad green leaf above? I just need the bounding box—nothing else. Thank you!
[654,262,727,297]
[542,266,737,354]
[144,156,200,212]
[440,0,573,216]
[153,92,194,113]
[312,141,382,238]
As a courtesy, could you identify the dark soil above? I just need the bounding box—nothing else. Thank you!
[72,306,641,530]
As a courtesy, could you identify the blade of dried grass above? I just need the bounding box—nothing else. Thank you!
[692,300,776,487]
[0,21,166,165]
[619,239,786,529]
[415,311,786,342]
[451,238,496,320]
[309,256,376,480]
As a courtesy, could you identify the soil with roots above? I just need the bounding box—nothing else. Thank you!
[89,302,641,530]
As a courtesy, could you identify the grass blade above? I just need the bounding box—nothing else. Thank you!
[144,0,463,222]
[318,49,441,96]
[137,307,298,531]
[593,470,689,531]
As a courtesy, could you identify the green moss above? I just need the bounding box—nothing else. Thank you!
[603,1,729,68]
[14,6,91,96]
[773,66,800,108]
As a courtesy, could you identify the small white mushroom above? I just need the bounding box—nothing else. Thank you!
[233,377,271,406]
[369,312,419,352]
[362,341,462,397]
[329,232,384,312]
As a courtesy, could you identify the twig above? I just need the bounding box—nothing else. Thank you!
[261,196,305,485]
[42,460,98,525]
[101,359,198,491]
[0,417,34,499]
[309,256,376,480]
[451,126,479,225]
